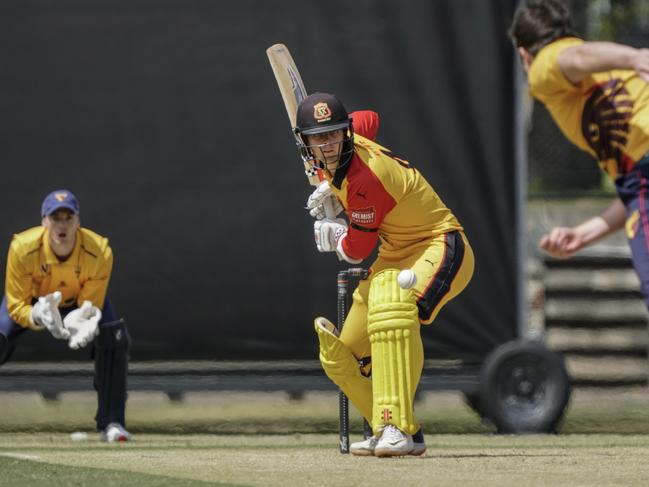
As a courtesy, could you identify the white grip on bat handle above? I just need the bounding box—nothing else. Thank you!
[323,198,337,219]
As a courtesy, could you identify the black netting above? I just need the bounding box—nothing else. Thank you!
[0,0,519,361]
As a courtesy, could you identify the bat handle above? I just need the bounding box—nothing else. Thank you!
[323,197,337,219]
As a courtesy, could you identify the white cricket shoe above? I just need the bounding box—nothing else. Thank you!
[100,423,132,442]
[374,425,414,457]
[350,435,379,456]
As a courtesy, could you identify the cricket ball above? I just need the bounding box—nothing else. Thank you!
[397,269,417,289]
[70,431,88,441]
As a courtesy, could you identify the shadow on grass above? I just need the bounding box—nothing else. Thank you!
[0,456,241,487]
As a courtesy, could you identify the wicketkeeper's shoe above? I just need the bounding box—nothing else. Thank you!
[410,428,426,456]
[100,423,132,442]
[374,425,414,457]
[350,435,379,456]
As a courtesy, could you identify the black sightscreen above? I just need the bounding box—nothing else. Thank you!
[0,0,518,362]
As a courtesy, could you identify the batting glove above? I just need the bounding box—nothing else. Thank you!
[314,218,348,253]
[30,291,70,339]
[64,301,102,350]
[306,181,344,219]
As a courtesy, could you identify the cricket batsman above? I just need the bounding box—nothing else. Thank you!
[296,92,475,456]
[0,190,132,442]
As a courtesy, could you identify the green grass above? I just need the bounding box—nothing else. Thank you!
[2,389,649,486]
[2,433,649,486]
[0,456,226,486]
[0,390,488,435]
[3,388,649,435]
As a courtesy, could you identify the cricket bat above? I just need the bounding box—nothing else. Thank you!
[266,43,337,218]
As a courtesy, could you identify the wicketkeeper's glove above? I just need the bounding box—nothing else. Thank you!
[64,301,102,350]
[30,291,70,339]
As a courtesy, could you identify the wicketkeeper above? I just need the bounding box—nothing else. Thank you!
[0,189,132,442]
[296,93,475,456]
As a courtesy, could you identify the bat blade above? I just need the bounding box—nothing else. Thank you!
[266,43,326,189]
[266,43,307,128]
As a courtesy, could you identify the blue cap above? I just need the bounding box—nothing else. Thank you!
[41,190,80,217]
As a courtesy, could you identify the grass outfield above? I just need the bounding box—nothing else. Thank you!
[3,388,649,435]
[2,434,649,486]
[2,389,649,486]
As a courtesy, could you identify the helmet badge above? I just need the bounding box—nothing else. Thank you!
[313,102,332,123]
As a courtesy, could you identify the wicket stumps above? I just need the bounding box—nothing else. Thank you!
[336,267,369,454]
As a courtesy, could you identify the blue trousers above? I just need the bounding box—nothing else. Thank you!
[616,156,649,310]
[0,295,128,431]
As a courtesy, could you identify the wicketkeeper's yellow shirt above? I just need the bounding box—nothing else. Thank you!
[5,227,113,328]
[529,37,649,178]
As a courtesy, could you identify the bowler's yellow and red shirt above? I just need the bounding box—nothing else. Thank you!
[5,226,113,328]
[529,37,649,179]
[326,111,463,261]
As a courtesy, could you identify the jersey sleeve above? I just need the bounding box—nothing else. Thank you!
[529,37,584,101]
[351,111,379,141]
[77,241,113,309]
[341,164,397,260]
[5,237,37,328]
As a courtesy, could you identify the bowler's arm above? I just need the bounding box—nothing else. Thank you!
[539,198,626,259]
[557,42,649,83]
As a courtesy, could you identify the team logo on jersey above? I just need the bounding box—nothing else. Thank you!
[54,192,69,202]
[313,102,332,123]
[582,79,633,177]
[626,209,640,239]
[351,206,376,225]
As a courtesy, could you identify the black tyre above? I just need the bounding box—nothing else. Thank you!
[462,391,489,420]
[480,340,571,434]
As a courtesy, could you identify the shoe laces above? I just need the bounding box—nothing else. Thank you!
[381,425,405,443]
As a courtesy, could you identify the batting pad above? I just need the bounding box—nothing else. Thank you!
[367,269,422,435]
[314,317,373,422]
[94,319,130,431]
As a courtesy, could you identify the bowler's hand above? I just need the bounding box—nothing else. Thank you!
[539,227,584,259]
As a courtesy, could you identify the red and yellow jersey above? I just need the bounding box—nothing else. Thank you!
[5,226,113,328]
[529,37,649,178]
[326,111,463,261]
